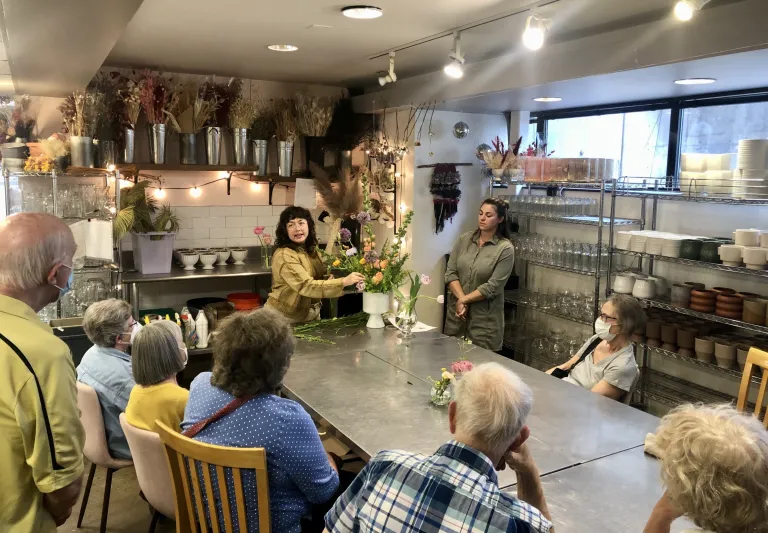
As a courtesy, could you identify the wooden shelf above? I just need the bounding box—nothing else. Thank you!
[69,165,299,183]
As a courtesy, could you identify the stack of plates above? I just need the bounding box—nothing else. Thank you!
[616,231,633,250]
[646,235,666,255]
[736,139,768,171]
[661,237,683,258]
[630,233,648,253]
[733,168,768,199]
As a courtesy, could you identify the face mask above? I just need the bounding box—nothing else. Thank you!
[594,317,617,341]
[129,322,142,344]
[180,346,188,368]
[52,265,74,299]
[118,321,142,346]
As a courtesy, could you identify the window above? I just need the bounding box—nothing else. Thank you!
[681,101,768,155]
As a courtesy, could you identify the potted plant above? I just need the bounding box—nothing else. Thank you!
[201,78,241,165]
[165,82,219,165]
[114,181,180,274]
[40,133,70,171]
[294,94,335,175]
[229,94,256,166]
[138,70,175,164]
[249,95,275,176]
[59,90,104,168]
[274,98,298,177]
[88,72,121,167]
[116,73,142,163]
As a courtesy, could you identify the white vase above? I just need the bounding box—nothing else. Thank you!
[363,292,390,329]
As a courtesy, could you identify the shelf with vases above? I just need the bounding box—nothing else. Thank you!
[522,258,602,276]
[504,290,593,327]
[640,343,761,385]
[612,249,768,279]
[617,292,768,336]
[510,212,642,226]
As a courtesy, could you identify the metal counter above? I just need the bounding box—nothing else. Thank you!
[539,447,696,532]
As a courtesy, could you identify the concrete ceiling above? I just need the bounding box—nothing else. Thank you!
[106,0,681,88]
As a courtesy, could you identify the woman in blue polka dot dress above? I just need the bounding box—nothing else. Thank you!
[181,308,341,533]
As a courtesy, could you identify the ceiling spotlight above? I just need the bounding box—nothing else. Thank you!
[674,0,710,21]
[378,52,397,86]
[533,97,562,102]
[267,44,299,52]
[674,78,716,85]
[341,5,383,19]
[443,32,465,79]
[522,15,549,51]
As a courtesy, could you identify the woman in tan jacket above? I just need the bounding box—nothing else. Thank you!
[266,206,364,323]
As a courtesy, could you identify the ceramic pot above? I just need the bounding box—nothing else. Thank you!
[690,301,716,313]
[613,274,636,294]
[671,283,693,307]
[632,278,656,299]
[691,289,717,301]
[734,229,760,247]
[661,324,678,344]
[695,336,715,356]
[700,241,722,263]
[199,252,217,270]
[736,344,751,371]
[646,320,662,339]
[363,292,391,329]
[181,253,199,271]
[648,276,669,297]
[718,244,744,264]
[761,232,768,248]
[213,248,231,266]
[743,246,767,267]
[647,338,662,348]
[680,239,702,260]
[716,307,743,320]
[661,342,677,352]
[714,340,736,367]
[230,248,248,265]
[717,293,744,306]
[677,327,697,349]
[677,348,695,358]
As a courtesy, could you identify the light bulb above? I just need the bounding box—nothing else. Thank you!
[674,1,694,20]
[109,206,117,215]
[251,182,262,192]
[443,60,464,79]
[107,164,116,172]
[399,202,407,213]
[522,26,545,50]
[394,172,401,178]
[155,188,166,199]
[190,187,202,198]
[118,179,132,189]
[219,171,229,179]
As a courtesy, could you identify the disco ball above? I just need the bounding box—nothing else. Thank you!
[476,143,492,161]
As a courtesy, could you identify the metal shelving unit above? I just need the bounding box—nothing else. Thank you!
[510,212,641,226]
[504,290,593,327]
[523,259,600,276]
[606,178,768,410]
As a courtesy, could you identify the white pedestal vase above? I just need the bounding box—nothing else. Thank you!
[363,292,390,329]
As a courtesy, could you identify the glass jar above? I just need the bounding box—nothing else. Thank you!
[430,384,452,406]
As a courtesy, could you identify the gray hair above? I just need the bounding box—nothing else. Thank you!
[152,319,185,352]
[132,322,185,386]
[82,299,133,348]
[454,362,533,457]
[0,213,75,292]
[609,293,647,336]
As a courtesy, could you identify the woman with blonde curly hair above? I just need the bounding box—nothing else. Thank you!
[644,403,768,533]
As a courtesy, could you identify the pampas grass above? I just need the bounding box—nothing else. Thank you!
[310,161,363,218]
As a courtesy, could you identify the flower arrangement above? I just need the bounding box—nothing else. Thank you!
[294,94,335,137]
[250,95,276,140]
[481,135,523,170]
[59,90,104,137]
[138,70,175,125]
[523,141,554,158]
[118,77,142,128]
[24,155,54,173]
[274,98,298,143]
[40,133,69,159]
[164,83,220,134]
[253,226,274,268]
[7,95,35,140]
[450,357,474,374]
[88,72,121,141]
[427,368,455,406]
[229,95,257,130]
[201,78,242,127]
[394,272,445,327]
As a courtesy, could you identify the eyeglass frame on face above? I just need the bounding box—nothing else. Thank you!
[599,312,619,324]
[117,318,138,344]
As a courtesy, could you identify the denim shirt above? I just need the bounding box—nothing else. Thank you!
[77,345,135,460]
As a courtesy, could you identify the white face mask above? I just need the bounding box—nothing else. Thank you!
[594,317,617,341]
[180,346,188,368]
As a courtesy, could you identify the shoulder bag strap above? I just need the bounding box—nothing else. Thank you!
[182,394,254,438]
[567,338,603,373]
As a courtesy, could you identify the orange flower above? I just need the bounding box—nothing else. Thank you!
[374,260,381,269]
[380,259,389,269]
[364,245,372,253]
[373,272,384,285]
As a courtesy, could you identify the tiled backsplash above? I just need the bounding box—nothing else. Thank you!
[121,205,331,250]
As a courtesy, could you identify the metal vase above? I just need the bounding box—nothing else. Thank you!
[205,127,222,165]
[147,123,167,164]
[338,149,352,178]
[278,141,294,177]
[180,133,197,165]
[251,139,268,176]
[98,140,116,168]
[122,127,135,164]
[232,128,249,166]
[70,136,94,168]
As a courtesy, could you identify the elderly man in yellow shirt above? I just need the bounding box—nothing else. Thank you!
[0,213,85,531]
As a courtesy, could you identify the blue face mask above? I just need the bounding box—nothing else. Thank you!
[53,265,74,299]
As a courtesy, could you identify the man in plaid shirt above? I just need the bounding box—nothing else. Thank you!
[324,363,553,533]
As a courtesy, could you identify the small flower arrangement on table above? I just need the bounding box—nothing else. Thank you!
[253,226,273,268]
[450,357,474,374]
[428,368,455,406]
[394,272,445,338]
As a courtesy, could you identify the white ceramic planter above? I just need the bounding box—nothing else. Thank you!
[363,292,390,329]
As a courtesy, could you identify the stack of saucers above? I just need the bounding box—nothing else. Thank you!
[646,234,666,256]
[737,139,768,170]
[616,231,633,250]
[630,232,648,253]
[661,237,683,258]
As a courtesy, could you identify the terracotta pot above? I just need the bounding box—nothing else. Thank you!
[684,282,706,291]
[691,289,717,301]
[716,301,744,312]
[690,301,716,313]
[712,286,736,295]
[695,336,715,355]
[647,338,662,348]
[661,342,677,352]
[677,327,697,349]
[646,320,662,339]
[677,347,695,358]
[716,308,744,320]
[717,293,744,306]
[661,324,678,344]
[743,299,767,325]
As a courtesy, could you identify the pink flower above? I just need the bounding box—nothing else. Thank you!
[356,280,365,292]
[253,226,265,235]
[262,234,272,245]
[420,274,431,285]
[450,360,474,374]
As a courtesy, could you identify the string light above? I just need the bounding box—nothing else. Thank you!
[219,171,230,179]
[189,187,202,198]
[251,182,262,192]
[399,202,407,213]
[107,164,116,173]
[109,206,116,215]
[154,188,166,199]
[392,237,399,244]
[118,179,133,189]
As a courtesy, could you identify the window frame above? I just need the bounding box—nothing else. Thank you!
[530,87,768,188]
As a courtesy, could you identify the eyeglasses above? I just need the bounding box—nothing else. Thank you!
[599,313,619,323]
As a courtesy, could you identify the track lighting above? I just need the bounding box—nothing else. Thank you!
[674,0,710,21]
[378,52,397,86]
[443,32,465,79]
[522,15,549,51]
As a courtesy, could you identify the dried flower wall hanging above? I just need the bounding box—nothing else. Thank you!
[429,163,462,234]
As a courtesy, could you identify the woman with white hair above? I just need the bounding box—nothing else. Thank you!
[125,321,189,433]
[644,404,768,533]
[77,298,140,460]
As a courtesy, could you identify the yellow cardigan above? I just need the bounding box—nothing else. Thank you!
[266,247,345,322]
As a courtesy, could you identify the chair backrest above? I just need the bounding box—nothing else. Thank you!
[155,421,271,533]
[119,414,176,519]
[737,347,768,428]
[623,372,640,405]
[76,382,114,466]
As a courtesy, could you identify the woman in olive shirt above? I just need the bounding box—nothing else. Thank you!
[444,198,515,351]
[266,206,363,323]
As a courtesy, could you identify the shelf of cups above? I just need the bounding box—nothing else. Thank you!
[502,339,564,368]
[613,189,768,205]
[523,258,599,276]
[510,212,642,226]
[504,290,593,327]
[640,343,760,384]
[612,249,768,279]
[627,295,768,336]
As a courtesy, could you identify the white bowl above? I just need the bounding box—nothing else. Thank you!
[214,248,231,266]
[633,278,656,299]
[735,229,760,247]
[718,244,744,263]
[761,232,768,249]
[181,253,199,271]
[613,274,636,294]
[742,246,766,266]
[199,253,218,270]
[231,248,248,265]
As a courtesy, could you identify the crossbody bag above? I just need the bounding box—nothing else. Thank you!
[550,338,602,379]
[182,395,255,438]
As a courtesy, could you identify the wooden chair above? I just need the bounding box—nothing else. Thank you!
[155,421,271,533]
[737,347,768,428]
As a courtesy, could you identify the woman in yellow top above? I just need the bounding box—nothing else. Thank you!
[266,206,364,323]
[125,321,189,432]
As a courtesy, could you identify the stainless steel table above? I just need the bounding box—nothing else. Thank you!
[293,326,447,357]
[539,447,696,532]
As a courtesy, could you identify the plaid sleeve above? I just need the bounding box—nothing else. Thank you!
[325,460,374,533]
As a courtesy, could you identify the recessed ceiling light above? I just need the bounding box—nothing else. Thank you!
[533,97,562,102]
[342,5,383,19]
[674,78,716,85]
[267,44,299,52]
